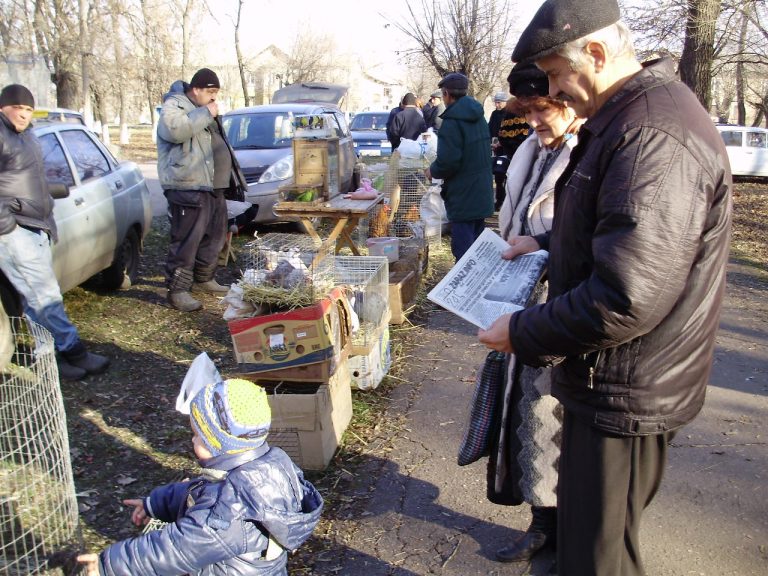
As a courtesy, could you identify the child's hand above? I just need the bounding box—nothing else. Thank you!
[76,553,99,576]
[123,498,149,527]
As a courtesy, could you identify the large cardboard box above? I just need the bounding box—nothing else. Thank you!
[293,137,340,199]
[228,287,352,372]
[264,360,352,470]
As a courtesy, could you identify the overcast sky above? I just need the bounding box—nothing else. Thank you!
[202,0,546,73]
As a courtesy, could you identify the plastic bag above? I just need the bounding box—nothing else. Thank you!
[397,138,422,158]
[176,352,222,414]
[420,184,448,234]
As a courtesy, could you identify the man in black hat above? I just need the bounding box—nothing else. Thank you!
[426,73,494,261]
[0,84,110,380]
[423,90,445,132]
[478,1,732,574]
[157,68,247,312]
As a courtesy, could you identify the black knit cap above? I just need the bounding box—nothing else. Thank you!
[507,62,549,98]
[438,73,469,91]
[189,68,220,89]
[0,84,35,108]
[511,0,621,63]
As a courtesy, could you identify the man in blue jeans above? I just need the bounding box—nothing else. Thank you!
[0,84,109,381]
[426,73,494,260]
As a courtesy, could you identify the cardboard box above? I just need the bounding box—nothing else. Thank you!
[235,347,349,383]
[293,137,340,199]
[264,360,352,470]
[350,325,391,390]
[228,286,352,372]
[388,270,419,324]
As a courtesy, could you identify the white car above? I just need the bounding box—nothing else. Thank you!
[716,124,768,177]
[0,123,152,314]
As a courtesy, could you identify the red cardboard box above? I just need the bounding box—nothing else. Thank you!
[228,286,352,372]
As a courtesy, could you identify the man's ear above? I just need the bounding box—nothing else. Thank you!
[585,41,608,73]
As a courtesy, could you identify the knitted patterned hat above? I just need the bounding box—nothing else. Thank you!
[190,378,271,457]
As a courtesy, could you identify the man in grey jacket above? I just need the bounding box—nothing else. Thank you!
[479,1,732,574]
[158,68,245,312]
[0,84,109,380]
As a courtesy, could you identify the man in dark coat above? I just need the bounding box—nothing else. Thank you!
[426,73,494,260]
[389,92,426,150]
[478,1,732,574]
[0,84,109,380]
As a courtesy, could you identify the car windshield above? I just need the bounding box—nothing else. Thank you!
[222,112,295,150]
[350,113,388,131]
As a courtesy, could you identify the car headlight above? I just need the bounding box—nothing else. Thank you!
[259,155,293,183]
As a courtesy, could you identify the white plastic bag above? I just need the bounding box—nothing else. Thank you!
[420,184,448,235]
[175,352,222,414]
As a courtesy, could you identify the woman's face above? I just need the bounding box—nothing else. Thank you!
[525,104,573,147]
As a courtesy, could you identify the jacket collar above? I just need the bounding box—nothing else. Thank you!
[581,57,676,138]
[199,442,271,472]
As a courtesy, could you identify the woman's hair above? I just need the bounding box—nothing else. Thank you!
[507,95,567,118]
[557,21,636,70]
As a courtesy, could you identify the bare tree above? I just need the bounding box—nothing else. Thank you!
[233,0,250,106]
[678,0,720,109]
[387,0,515,100]
[282,31,336,85]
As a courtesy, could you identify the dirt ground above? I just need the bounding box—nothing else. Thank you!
[60,175,765,573]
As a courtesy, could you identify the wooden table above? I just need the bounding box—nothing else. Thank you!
[273,194,384,263]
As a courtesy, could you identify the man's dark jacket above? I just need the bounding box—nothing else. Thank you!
[389,106,426,149]
[0,113,57,241]
[509,58,732,436]
[429,95,494,222]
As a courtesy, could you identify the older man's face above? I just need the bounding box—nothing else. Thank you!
[1,104,34,132]
[536,52,597,118]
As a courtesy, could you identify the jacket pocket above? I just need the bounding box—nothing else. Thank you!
[165,189,202,208]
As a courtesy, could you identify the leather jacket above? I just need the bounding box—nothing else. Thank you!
[509,58,733,436]
[0,113,57,240]
[99,445,323,575]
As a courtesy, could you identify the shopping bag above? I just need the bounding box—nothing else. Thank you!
[457,351,506,466]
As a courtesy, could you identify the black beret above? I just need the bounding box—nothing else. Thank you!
[190,68,220,89]
[0,84,35,108]
[438,72,469,91]
[507,62,549,98]
[512,0,621,63]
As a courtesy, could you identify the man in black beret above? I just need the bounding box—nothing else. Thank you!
[426,72,494,261]
[157,68,246,312]
[0,84,110,380]
[480,1,732,574]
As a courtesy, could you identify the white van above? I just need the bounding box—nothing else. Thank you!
[716,124,768,177]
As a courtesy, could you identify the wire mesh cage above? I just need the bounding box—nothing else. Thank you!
[0,318,79,575]
[358,152,442,248]
[238,232,336,312]
[331,256,390,355]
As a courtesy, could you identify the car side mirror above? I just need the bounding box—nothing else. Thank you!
[48,183,70,199]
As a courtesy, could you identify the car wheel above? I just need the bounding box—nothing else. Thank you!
[101,228,140,290]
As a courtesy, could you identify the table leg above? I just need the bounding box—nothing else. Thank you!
[337,217,361,256]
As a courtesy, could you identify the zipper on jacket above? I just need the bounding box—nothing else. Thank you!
[588,350,603,389]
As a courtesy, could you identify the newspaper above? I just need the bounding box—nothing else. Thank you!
[427,228,548,330]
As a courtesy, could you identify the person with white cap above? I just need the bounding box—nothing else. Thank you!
[0,83,110,381]
[77,377,323,575]
[478,0,732,573]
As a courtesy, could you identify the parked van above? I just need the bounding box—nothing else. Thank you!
[716,124,768,177]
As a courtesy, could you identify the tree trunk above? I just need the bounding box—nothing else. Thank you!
[235,0,250,107]
[79,0,93,127]
[111,4,130,144]
[678,0,720,111]
[736,6,749,125]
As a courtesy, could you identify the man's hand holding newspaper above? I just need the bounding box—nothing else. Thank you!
[428,229,548,350]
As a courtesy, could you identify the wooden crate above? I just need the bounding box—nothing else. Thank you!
[293,137,340,199]
[388,270,419,324]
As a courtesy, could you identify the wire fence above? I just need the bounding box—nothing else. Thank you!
[0,318,79,575]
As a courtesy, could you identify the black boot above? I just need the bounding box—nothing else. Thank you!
[496,506,556,563]
[61,342,110,375]
[56,358,87,381]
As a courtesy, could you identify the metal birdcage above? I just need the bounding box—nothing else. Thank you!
[238,232,336,310]
[0,318,79,575]
[359,152,442,247]
[331,256,390,355]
